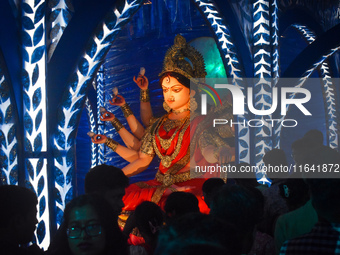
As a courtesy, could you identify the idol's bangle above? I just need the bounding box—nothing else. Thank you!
[105,138,119,152]
[110,118,124,132]
[120,103,133,118]
[140,89,150,102]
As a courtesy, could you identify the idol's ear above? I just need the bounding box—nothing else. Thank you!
[190,89,196,97]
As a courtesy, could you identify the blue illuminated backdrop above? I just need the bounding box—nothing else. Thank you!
[0,0,339,250]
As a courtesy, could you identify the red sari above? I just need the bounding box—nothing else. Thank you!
[122,114,210,214]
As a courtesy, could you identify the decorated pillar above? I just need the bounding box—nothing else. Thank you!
[252,0,278,177]
[21,0,50,248]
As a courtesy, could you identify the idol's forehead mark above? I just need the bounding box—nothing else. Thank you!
[161,84,183,88]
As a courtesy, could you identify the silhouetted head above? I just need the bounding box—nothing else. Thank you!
[0,185,38,245]
[164,192,199,222]
[263,149,289,180]
[291,138,310,165]
[135,201,164,245]
[85,164,128,216]
[303,129,323,146]
[201,178,225,208]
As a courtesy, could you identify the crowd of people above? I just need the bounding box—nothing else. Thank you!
[1,130,340,255]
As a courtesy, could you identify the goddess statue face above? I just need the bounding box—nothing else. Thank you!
[162,76,193,112]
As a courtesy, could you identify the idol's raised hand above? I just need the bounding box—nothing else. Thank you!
[99,107,116,122]
[109,94,126,106]
[87,132,107,144]
[133,67,148,90]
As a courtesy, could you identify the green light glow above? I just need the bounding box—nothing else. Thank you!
[190,37,227,80]
[190,37,227,105]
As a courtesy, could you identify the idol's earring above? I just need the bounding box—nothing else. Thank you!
[163,101,171,112]
[189,96,197,112]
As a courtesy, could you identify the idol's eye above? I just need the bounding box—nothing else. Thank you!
[162,88,169,93]
[172,87,183,93]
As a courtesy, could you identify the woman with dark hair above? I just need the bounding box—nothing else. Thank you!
[125,201,164,255]
[47,194,128,255]
[89,35,234,215]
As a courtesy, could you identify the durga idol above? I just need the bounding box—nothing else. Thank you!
[89,35,235,215]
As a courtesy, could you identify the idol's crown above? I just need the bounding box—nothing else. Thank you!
[160,34,207,82]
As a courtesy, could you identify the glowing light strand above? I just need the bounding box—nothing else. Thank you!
[48,0,74,61]
[96,66,105,165]
[0,71,18,185]
[252,0,273,177]
[273,24,338,149]
[85,98,97,167]
[274,46,340,150]
[293,25,337,149]
[271,0,279,81]
[319,63,338,149]
[26,159,50,249]
[53,0,144,226]
[22,0,50,249]
[270,0,280,152]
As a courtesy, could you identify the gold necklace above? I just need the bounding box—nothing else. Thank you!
[172,108,189,115]
[163,116,187,132]
[157,131,177,150]
[153,115,190,168]
[156,116,187,149]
